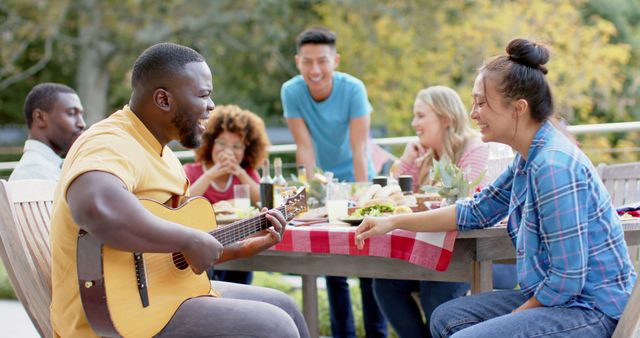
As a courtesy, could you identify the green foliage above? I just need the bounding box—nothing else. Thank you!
[0,0,321,125]
[2,0,640,163]
[318,0,632,138]
[423,159,484,201]
[0,262,17,300]
[289,167,328,208]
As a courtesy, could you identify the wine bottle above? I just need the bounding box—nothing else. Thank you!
[260,158,272,184]
[272,157,287,188]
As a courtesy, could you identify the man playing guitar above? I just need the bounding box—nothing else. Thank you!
[50,43,309,338]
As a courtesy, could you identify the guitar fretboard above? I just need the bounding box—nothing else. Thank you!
[210,205,294,246]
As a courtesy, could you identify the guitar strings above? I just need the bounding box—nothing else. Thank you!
[141,203,301,269]
[144,204,296,269]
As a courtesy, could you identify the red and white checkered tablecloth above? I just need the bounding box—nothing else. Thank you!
[271,224,457,272]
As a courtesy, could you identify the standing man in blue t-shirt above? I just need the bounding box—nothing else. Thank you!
[281,27,386,338]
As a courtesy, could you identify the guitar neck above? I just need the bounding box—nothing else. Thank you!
[209,205,290,246]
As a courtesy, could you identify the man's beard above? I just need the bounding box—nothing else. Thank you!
[172,109,201,149]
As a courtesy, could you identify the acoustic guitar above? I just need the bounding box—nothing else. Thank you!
[77,187,307,337]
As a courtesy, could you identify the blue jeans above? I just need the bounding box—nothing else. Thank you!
[373,264,517,338]
[327,276,387,338]
[373,279,469,338]
[430,290,617,338]
[491,263,517,290]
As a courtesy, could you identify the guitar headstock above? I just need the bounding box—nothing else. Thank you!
[282,187,307,220]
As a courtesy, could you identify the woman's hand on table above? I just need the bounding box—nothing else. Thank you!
[355,216,396,249]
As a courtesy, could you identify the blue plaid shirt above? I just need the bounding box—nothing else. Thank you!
[457,120,636,319]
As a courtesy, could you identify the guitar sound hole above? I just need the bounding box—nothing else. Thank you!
[172,253,189,270]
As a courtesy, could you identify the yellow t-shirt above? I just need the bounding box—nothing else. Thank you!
[50,106,189,338]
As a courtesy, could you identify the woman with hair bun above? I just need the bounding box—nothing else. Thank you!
[375,86,517,338]
[355,38,636,337]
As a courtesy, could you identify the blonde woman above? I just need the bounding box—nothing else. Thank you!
[394,85,488,192]
[376,86,515,338]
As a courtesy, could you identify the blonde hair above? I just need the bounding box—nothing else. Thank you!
[416,86,479,185]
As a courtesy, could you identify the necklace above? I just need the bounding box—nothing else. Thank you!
[210,174,233,192]
[202,164,234,192]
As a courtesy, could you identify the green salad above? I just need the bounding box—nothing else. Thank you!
[347,203,395,219]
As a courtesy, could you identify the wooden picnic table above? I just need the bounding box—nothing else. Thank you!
[218,219,640,338]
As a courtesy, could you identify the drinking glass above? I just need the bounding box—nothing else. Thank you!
[398,175,413,193]
[372,176,388,187]
[326,183,349,222]
[233,184,251,212]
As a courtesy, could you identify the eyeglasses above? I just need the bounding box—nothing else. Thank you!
[214,139,246,152]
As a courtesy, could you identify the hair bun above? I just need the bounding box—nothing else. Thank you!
[506,38,550,74]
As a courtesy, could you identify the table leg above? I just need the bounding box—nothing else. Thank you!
[471,260,493,294]
[302,274,319,338]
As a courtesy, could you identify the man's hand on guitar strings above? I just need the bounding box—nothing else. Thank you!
[181,230,224,275]
[263,208,286,243]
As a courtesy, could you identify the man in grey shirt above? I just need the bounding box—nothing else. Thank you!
[9,83,86,181]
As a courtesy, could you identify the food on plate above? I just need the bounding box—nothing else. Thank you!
[389,192,405,206]
[363,198,397,208]
[403,194,417,207]
[212,200,235,215]
[357,184,382,206]
[212,200,259,220]
[373,184,401,199]
[354,182,417,210]
[349,201,396,218]
[393,205,413,214]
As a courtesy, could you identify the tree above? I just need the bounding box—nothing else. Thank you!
[0,0,319,125]
[318,0,631,138]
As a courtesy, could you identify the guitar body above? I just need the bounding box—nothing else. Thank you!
[78,197,217,338]
[78,188,306,338]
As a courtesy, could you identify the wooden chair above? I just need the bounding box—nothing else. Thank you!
[598,162,640,268]
[612,276,640,338]
[597,162,640,337]
[0,179,56,338]
[597,162,640,207]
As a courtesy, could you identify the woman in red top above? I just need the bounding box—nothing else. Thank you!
[184,104,270,284]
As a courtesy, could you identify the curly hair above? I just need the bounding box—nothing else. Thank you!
[195,105,270,170]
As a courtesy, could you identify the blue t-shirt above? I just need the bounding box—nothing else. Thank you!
[281,72,375,181]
